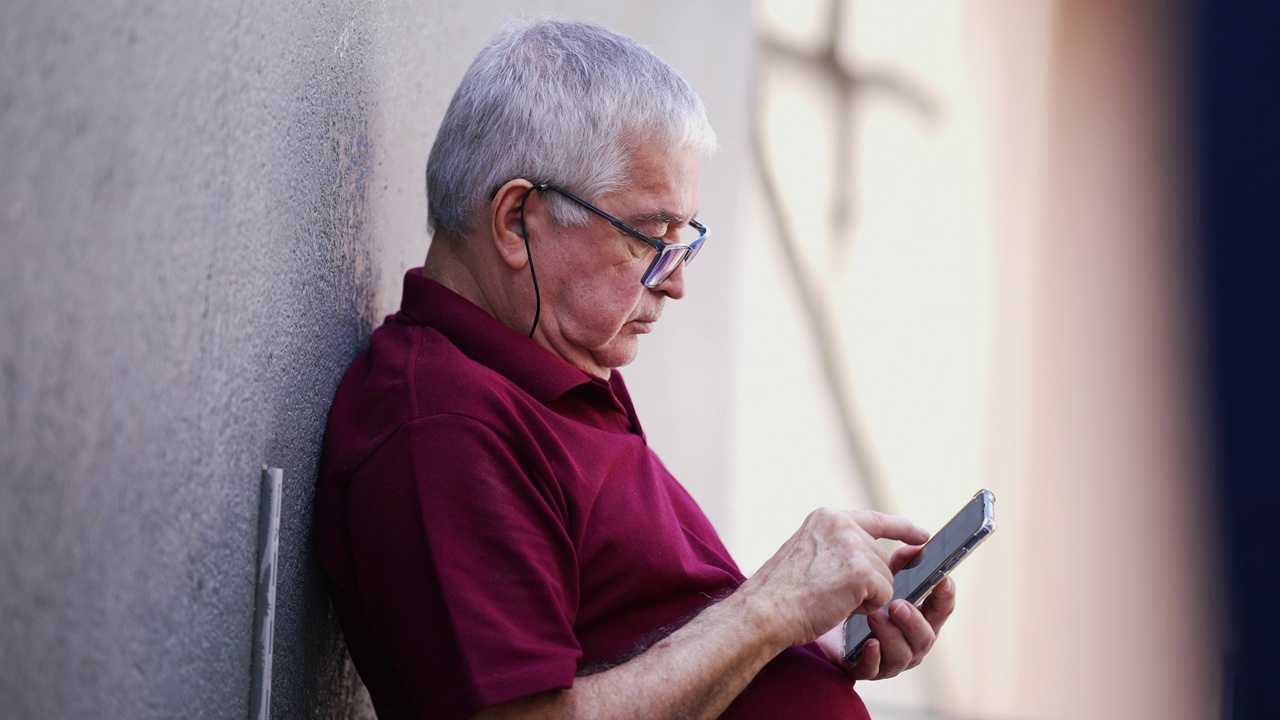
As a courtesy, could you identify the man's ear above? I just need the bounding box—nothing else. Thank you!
[490,179,535,271]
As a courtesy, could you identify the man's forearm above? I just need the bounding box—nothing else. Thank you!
[472,588,788,720]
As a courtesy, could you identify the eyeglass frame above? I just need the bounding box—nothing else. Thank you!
[527,182,708,289]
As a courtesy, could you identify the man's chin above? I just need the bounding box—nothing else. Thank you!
[593,337,641,372]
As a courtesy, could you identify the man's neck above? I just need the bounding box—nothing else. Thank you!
[422,231,613,381]
[423,236,494,314]
[424,233,541,341]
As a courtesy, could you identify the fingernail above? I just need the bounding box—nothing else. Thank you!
[892,600,912,621]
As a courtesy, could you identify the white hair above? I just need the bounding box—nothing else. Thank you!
[426,18,717,241]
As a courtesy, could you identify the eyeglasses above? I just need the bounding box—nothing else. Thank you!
[532,183,708,288]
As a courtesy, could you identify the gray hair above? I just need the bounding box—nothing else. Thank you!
[426,18,717,241]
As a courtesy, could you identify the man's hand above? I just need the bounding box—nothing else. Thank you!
[815,545,958,681]
[737,509,931,650]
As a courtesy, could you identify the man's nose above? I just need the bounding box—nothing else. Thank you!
[654,262,686,299]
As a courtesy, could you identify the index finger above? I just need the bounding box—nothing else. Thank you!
[851,510,929,545]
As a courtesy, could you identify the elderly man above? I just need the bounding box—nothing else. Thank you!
[316,18,954,720]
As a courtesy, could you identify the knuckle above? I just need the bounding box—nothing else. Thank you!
[852,509,882,532]
[849,561,890,606]
[914,632,935,655]
[806,507,846,535]
[873,574,894,602]
[809,506,839,523]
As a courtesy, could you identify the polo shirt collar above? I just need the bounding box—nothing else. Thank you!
[398,268,606,405]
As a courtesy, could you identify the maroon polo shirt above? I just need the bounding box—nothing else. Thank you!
[316,269,870,720]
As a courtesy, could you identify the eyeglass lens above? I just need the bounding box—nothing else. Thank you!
[642,240,703,287]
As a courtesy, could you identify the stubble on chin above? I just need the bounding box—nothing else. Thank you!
[592,333,643,373]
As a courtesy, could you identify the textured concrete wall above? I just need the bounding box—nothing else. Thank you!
[0,2,750,718]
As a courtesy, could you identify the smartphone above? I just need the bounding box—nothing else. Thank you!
[843,489,996,662]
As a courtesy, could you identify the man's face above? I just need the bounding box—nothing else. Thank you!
[530,142,701,378]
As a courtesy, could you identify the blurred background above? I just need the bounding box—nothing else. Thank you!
[1,1,1275,718]
[725,1,1207,718]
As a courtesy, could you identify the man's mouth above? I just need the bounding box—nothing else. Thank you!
[629,316,660,333]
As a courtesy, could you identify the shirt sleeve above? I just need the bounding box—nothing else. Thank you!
[343,413,581,720]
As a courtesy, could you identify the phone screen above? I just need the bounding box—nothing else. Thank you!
[843,489,995,661]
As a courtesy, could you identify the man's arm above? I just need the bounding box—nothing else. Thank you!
[474,508,944,720]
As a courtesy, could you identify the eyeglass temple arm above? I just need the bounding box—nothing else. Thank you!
[534,183,667,252]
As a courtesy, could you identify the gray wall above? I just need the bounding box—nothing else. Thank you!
[0,2,750,718]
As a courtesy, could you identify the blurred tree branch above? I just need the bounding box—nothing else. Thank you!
[750,0,939,515]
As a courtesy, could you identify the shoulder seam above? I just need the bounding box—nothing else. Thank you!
[406,325,423,418]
